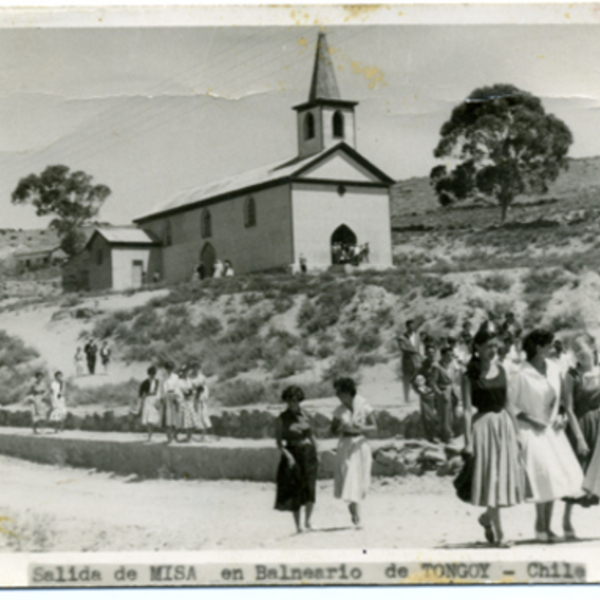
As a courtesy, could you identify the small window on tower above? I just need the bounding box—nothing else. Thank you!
[304,113,315,140]
[333,110,344,138]
[164,221,173,246]
[244,197,257,228]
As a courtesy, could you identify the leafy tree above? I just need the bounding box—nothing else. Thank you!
[11,165,111,255]
[430,84,573,223]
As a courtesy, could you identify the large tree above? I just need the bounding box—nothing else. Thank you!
[11,165,111,255]
[430,84,573,223]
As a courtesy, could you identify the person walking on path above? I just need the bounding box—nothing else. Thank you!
[331,377,377,529]
[161,362,182,444]
[100,341,111,375]
[24,371,50,434]
[397,320,422,404]
[274,385,318,534]
[189,361,212,441]
[510,328,585,543]
[74,347,85,377]
[562,334,600,538]
[460,321,525,548]
[84,339,98,375]
[139,366,161,442]
[413,343,439,442]
[48,371,67,433]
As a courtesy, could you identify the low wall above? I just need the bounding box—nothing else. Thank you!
[0,428,463,482]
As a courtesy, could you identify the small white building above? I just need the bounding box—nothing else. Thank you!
[134,33,394,284]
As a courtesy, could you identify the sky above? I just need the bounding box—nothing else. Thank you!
[2,23,600,229]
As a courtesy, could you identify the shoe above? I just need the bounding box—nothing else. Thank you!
[494,540,513,549]
[563,528,577,541]
[478,515,495,544]
[535,530,549,543]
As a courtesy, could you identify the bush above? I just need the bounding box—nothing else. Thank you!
[272,351,308,379]
[196,316,223,338]
[549,310,586,332]
[522,268,572,295]
[322,352,361,384]
[421,276,456,299]
[70,379,140,407]
[476,273,512,293]
[357,327,382,353]
[212,379,279,407]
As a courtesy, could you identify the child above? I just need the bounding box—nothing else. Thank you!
[49,371,67,433]
[24,371,49,434]
[189,361,212,442]
[74,347,85,377]
[100,341,111,374]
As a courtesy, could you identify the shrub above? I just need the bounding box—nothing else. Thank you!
[69,379,140,407]
[522,268,572,295]
[476,273,512,293]
[196,316,223,338]
[421,276,456,299]
[322,351,361,384]
[272,351,308,379]
[302,380,334,400]
[549,310,586,332]
[60,294,82,308]
[357,327,382,353]
[212,379,279,407]
[220,314,265,344]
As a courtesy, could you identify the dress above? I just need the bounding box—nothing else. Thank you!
[178,377,196,429]
[566,367,600,496]
[140,377,161,426]
[413,358,438,441]
[510,361,584,502]
[26,379,49,422]
[48,380,67,422]
[430,361,454,443]
[191,373,211,430]
[398,333,422,382]
[274,408,318,512]
[469,364,524,507]
[161,373,182,428]
[333,395,373,503]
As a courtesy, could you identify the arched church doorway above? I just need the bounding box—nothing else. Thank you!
[200,243,217,278]
[331,224,357,265]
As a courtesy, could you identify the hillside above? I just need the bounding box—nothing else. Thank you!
[391,155,600,228]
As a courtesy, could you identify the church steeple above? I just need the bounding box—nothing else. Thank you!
[308,33,341,102]
[293,33,358,159]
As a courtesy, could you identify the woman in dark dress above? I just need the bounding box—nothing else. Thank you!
[274,385,318,533]
[563,333,600,538]
[462,322,525,547]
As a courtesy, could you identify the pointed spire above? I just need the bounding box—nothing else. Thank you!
[308,33,341,102]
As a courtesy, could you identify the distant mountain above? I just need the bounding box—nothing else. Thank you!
[391,155,600,222]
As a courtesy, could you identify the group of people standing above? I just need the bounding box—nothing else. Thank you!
[23,370,68,434]
[74,338,111,376]
[133,361,213,443]
[195,259,234,281]
[457,322,600,546]
[274,377,377,533]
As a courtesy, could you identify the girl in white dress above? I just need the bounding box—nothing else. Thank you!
[161,362,182,444]
[509,329,584,542]
[189,361,212,441]
[331,377,377,528]
[49,371,67,433]
[140,365,161,442]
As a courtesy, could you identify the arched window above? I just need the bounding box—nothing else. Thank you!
[201,208,212,238]
[333,110,344,138]
[244,196,257,228]
[164,220,172,246]
[304,112,315,140]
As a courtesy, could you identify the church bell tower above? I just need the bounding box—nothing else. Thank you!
[293,33,359,159]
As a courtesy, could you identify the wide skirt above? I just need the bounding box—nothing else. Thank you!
[179,399,196,429]
[519,422,584,502]
[566,409,600,472]
[163,398,179,428]
[579,410,600,495]
[275,444,318,512]
[141,396,161,426]
[334,436,372,503]
[29,398,48,422]
[48,400,66,423]
[471,410,525,507]
[194,399,212,430]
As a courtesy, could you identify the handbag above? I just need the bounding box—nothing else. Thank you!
[453,452,474,504]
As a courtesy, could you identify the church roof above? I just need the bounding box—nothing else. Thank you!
[135,143,393,223]
[309,32,341,102]
[87,227,159,246]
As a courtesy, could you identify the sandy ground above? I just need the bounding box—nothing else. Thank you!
[2,455,600,553]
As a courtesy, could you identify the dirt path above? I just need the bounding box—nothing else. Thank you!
[2,455,600,553]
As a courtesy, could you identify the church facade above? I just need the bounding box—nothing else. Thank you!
[134,33,393,284]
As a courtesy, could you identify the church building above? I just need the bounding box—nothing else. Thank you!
[133,33,393,283]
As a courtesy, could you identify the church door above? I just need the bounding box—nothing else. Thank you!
[200,243,217,277]
[331,224,357,265]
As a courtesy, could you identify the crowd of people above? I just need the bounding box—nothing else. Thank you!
[331,242,370,266]
[195,259,234,281]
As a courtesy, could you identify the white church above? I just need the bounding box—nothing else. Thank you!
[76,33,394,291]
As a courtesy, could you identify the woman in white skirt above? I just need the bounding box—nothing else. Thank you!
[331,377,377,528]
[49,371,67,433]
[510,328,585,542]
[189,361,212,441]
[139,365,161,442]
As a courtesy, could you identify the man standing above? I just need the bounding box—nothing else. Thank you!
[84,338,98,375]
[397,320,422,403]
